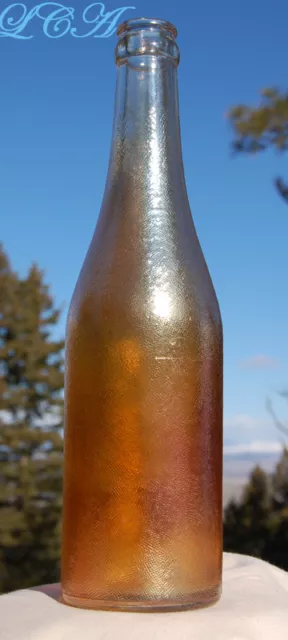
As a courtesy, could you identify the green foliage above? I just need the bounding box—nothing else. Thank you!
[228,88,288,203]
[0,245,64,593]
[224,449,288,570]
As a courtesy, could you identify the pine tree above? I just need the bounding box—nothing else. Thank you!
[266,448,288,570]
[228,88,288,204]
[0,245,64,593]
[224,466,272,559]
[224,454,288,570]
[272,448,288,510]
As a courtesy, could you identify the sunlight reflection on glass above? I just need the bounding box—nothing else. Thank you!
[153,290,172,319]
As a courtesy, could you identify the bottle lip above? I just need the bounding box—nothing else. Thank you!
[117,17,177,40]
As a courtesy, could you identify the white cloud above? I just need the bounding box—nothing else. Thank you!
[224,441,283,455]
[225,414,269,430]
[239,354,281,370]
[224,413,274,430]
[225,413,288,438]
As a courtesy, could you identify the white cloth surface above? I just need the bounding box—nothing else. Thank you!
[1,553,288,640]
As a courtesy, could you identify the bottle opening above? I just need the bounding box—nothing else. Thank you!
[117,17,177,40]
[116,17,179,67]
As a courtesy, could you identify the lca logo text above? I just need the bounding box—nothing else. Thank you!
[0,2,135,39]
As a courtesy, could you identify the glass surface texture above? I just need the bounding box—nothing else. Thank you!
[61,17,223,612]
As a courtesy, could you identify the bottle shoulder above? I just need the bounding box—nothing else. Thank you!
[68,222,222,339]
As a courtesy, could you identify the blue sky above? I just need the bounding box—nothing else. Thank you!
[1,0,288,455]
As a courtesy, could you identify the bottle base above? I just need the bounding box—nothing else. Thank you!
[61,585,221,612]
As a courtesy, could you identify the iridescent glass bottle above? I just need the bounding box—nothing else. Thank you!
[61,17,223,611]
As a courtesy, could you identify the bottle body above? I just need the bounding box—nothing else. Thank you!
[61,18,223,611]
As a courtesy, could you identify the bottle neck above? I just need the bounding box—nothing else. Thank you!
[103,55,189,214]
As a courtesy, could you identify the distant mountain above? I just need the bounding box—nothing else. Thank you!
[223,449,282,506]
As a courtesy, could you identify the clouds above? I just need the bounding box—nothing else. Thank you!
[226,413,266,430]
[239,354,281,370]
[224,441,283,455]
[224,413,281,434]
[224,410,288,465]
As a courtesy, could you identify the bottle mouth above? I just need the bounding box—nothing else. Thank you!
[117,17,177,40]
[116,17,179,67]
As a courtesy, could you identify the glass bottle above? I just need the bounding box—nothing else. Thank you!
[61,17,223,612]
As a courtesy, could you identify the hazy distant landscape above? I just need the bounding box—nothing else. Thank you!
[223,452,280,506]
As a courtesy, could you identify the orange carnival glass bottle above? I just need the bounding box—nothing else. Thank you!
[61,17,223,612]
